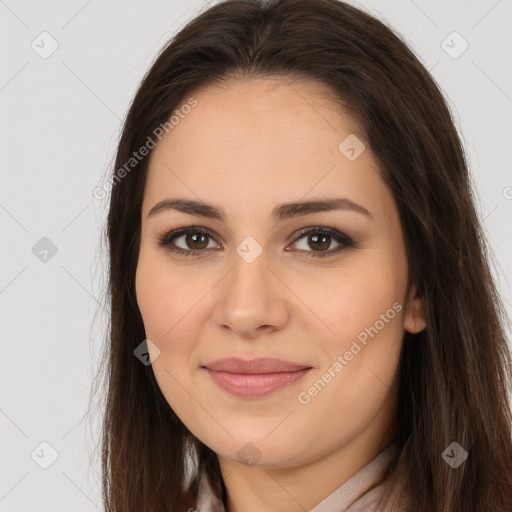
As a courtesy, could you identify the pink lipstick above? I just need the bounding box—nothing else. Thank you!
[203,357,312,398]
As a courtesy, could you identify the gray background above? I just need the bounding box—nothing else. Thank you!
[1,0,511,510]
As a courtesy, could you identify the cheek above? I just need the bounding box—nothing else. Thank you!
[298,254,404,344]
[135,256,169,338]
[300,255,405,408]
[135,254,205,427]
[135,249,205,341]
[299,292,403,448]
[134,252,217,413]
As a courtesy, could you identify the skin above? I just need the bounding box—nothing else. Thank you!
[135,76,426,512]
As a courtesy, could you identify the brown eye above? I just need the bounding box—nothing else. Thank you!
[289,227,354,258]
[158,227,220,256]
[182,232,210,250]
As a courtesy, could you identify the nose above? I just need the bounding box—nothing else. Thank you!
[213,249,290,339]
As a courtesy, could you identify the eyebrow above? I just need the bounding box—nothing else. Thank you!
[148,197,373,222]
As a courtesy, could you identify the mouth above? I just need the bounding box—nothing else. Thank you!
[202,357,313,398]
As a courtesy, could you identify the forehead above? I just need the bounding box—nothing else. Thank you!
[144,76,389,220]
[161,75,362,152]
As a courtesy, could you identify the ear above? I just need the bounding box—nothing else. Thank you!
[403,283,426,334]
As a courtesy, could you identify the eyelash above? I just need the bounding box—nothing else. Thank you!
[157,224,355,259]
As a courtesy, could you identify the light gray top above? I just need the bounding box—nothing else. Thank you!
[312,442,402,512]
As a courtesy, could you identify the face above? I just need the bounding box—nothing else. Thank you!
[135,76,425,469]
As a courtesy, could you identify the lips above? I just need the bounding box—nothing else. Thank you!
[202,357,312,398]
[203,357,311,374]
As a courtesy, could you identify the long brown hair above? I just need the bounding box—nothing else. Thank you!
[91,0,512,510]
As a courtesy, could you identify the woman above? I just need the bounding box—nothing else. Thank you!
[93,0,512,510]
